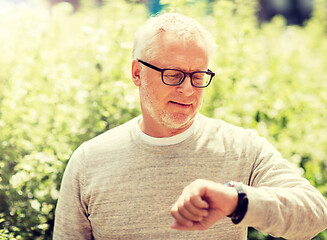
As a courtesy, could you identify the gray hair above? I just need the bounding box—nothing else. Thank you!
[132,12,217,61]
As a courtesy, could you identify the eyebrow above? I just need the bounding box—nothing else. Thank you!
[164,64,206,72]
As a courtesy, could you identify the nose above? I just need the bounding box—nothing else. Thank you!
[177,74,194,96]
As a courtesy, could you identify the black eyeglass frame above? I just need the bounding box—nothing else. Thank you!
[137,59,215,88]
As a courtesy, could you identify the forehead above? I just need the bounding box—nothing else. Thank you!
[152,32,209,70]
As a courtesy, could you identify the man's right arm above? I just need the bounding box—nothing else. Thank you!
[53,145,92,240]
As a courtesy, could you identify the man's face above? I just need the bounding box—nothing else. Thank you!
[134,32,209,137]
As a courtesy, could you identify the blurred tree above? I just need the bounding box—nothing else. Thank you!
[258,0,313,25]
[0,0,326,239]
[48,0,103,13]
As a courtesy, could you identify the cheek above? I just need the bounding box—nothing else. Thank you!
[139,82,161,106]
[141,77,171,101]
[195,90,204,103]
[140,72,161,92]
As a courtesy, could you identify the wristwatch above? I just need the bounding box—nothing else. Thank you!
[225,181,248,224]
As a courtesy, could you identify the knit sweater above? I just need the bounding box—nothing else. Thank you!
[53,114,327,240]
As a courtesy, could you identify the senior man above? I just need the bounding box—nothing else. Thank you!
[53,12,327,240]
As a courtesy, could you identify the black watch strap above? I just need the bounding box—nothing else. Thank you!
[225,181,248,224]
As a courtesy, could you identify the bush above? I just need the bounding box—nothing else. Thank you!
[0,1,144,239]
[0,0,326,239]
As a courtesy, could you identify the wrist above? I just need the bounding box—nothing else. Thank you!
[226,186,238,216]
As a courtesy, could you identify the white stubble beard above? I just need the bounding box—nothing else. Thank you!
[140,86,201,131]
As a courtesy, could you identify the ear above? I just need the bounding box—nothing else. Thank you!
[131,59,142,87]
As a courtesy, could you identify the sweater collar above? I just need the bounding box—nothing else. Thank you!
[137,116,198,146]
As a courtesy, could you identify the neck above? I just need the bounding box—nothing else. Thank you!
[139,118,194,138]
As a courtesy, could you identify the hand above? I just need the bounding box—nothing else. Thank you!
[170,179,238,231]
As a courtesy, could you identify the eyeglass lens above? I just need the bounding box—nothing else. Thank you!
[162,70,211,87]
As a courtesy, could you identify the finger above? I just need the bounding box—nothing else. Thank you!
[171,221,195,231]
[171,221,208,231]
[171,206,194,227]
[178,204,205,222]
[184,197,209,218]
[172,190,202,221]
[190,195,209,209]
[176,191,208,221]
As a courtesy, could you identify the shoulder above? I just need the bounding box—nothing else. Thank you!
[196,114,268,159]
[81,116,140,156]
[198,114,258,140]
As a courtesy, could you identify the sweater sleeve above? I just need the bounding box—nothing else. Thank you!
[53,144,92,240]
[241,135,327,240]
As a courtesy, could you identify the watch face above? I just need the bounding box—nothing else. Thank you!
[225,181,235,187]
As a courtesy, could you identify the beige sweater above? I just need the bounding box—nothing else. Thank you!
[53,114,327,240]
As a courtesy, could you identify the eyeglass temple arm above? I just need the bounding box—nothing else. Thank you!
[207,69,215,77]
[137,59,162,72]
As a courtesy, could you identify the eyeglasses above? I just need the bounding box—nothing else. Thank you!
[137,59,215,88]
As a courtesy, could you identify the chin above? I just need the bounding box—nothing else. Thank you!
[161,112,194,130]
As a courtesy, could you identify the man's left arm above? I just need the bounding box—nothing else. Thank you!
[171,135,327,239]
[240,135,327,239]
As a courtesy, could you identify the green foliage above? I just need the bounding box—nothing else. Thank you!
[0,0,326,239]
[0,1,144,239]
